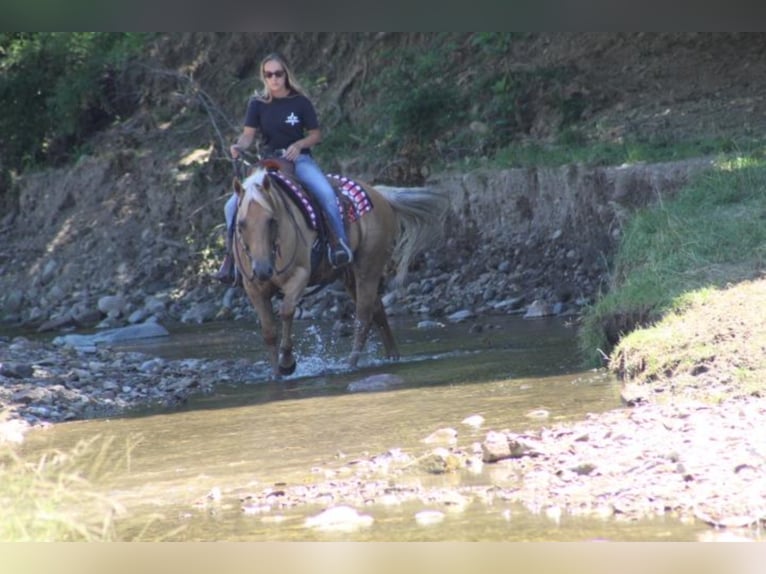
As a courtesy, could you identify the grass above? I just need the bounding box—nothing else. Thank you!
[578,150,766,401]
[435,134,756,173]
[606,279,766,403]
[0,431,146,541]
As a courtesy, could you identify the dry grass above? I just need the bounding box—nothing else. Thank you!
[0,434,137,541]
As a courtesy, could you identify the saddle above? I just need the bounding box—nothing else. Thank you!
[257,161,373,273]
[258,161,372,226]
[259,157,295,177]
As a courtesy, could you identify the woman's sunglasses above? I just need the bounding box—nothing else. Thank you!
[264,70,285,79]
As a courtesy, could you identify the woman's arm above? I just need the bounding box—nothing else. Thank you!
[283,128,322,161]
[231,126,257,159]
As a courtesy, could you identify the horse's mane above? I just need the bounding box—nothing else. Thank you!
[241,168,273,214]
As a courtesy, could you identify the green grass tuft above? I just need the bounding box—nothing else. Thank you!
[579,151,766,366]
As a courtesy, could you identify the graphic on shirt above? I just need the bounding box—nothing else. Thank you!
[285,112,300,126]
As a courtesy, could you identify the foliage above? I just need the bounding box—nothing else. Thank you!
[330,37,467,184]
[1,33,756,185]
[0,33,147,172]
[578,151,766,365]
[317,32,752,181]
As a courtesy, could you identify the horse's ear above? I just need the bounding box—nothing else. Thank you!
[233,177,244,198]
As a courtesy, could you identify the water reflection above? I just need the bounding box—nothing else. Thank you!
[18,315,708,541]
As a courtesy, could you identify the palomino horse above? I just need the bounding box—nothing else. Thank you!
[232,161,448,377]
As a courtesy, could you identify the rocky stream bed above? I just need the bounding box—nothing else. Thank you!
[2,314,764,540]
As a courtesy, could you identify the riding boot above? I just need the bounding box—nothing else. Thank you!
[213,253,235,284]
[328,236,354,268]
[212,226,236,285]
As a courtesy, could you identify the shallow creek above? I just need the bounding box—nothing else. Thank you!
[19,315,709,541]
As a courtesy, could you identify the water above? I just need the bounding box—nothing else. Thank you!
[18,315,708,541]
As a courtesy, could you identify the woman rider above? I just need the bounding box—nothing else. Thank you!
[214,52,354,284]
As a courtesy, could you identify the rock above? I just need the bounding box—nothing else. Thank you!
[53,322,170,347]
[416,320,445,329]
[304,506,374,531]
[127,308,150,324]
[36,312,77,333]
[40,259,59,285]
[381,291,398,307]
[181,302,218,324]
[47,284,66,304]
[347,373,405,393]
[12,387,49,403]
[482,430,512,462]
[524,300,553,318]
[446,309,474,323]
[461,414,485,428]
[3,289,25,314]
[491,297,525,312]
[422,427,458,445]
[420,447,462,474]
[97,295,126,318]
[415,510,445,525]
[0,362,35,378]
[72,307,103,326]
[144,295,169,315]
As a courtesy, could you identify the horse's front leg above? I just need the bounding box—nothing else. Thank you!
[277,268,310,376]
[242,283,280,377]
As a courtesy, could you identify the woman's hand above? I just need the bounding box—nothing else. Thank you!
[283,142,302,161]
[231,128,256,159]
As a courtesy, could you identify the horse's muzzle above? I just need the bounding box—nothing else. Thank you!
[253,259,273,281]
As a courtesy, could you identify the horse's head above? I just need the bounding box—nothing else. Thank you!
[234,168,279,282]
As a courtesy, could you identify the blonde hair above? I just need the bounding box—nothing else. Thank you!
[255,52,309,102]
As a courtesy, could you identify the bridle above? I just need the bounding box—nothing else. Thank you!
[234,169,309,282]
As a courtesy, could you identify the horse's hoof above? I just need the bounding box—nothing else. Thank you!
[279,361,297,376]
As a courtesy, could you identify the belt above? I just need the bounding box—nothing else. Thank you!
[261,147,310,159]
[261,148,285,159]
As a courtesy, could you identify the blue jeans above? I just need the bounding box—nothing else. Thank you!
[224,155,348,244]
[294,154,348,244]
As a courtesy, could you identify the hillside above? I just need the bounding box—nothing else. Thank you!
[2,32,766,334]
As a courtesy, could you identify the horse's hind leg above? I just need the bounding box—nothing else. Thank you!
[373,297,399,360]
[347,274,395,368]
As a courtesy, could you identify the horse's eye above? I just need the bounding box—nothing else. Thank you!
[237,220,247,232]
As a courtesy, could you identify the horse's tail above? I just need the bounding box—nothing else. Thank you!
[375,186,450,285]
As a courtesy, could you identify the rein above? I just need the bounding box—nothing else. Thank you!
[269,178,308,276]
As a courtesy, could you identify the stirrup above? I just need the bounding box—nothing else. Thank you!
[328,240,353,268]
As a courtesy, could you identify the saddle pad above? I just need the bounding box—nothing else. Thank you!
[326,174,374,221]
[266,171,375,230]
[267,171,319,230]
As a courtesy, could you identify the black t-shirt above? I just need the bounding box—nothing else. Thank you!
[243,92,318,154]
